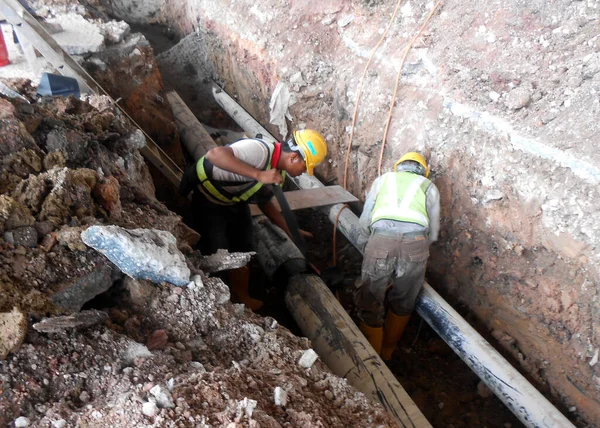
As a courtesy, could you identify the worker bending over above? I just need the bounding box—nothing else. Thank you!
[355,152,440,360]
[180,129,327,311]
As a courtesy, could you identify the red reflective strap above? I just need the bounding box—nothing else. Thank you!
[271,142,282,168]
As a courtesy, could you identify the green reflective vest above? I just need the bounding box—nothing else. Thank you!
[196,140,284,205]
[371,171,431,228]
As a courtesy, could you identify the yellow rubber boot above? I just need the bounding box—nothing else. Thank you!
[229,266,263,311]
[359,322,384,355]
[381,312,411,360]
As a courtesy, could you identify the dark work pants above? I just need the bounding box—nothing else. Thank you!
[181,162,254,255]
[354,229,430,326]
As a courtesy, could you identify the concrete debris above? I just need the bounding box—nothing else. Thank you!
[273,387,288,406]
[81,225,191,287]
[142,401,158,417]
[504,86,532,110]
[51,264,121,312]
[0,308,27,360]
[337,15,354,28]
[33,310,109,333]
[236,397,257,419]
[47,14,105,55]
[298,349,319,368]
[101,20,131,44]
[149,385,175,408]
[121,341,153,365]
[14,416,30,427]
[50,419,66,428]
[484,189,505,204]
[196,249,255,273]
[589,349,599,367]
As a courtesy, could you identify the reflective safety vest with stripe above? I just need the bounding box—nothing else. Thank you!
[195,139,284,205]
[371,171,431,228]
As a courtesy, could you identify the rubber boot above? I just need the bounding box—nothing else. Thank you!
[381,311,411,360]
[359,322,383,355]
[229,266,263,311]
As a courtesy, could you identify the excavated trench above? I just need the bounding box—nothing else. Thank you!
[2,0,598,426]
[122,2,598,426]
[124,24,524,427]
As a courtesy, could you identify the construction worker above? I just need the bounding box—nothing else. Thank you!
[180,129,328,310]
[355,152,440,360]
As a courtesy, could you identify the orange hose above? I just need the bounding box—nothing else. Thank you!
[332,204,350,266]
[343,0,404,190]
[378,0,443,176]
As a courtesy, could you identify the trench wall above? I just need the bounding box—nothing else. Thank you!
[104,0,600,423]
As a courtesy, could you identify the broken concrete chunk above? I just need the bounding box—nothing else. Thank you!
[484,190,505,204]
[0,308,27,359]
[14,416,30,427]
[0,195,35,233]
[122,341,153,365]
[274,387,288,406]
[196,249,255,273]
[47,14,105,55]
[81,225,191,287]
[149,385,175,408]
[298,349,318,368]
[101,20,131,44]
[33,309,109,333]
[142,401,158,417]
[504,86,531,110]
[51,264,121,312]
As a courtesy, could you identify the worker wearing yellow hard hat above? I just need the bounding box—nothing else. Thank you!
[179,128,328,311]
[355,152,440,360]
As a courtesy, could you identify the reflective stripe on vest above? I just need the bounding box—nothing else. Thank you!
[196,140,284,205]
[371,171,431,228]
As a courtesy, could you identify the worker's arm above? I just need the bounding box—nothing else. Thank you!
[258,199,313,239]
[357,176,383,251]
[205,146,283,184]
[426,183,441,243]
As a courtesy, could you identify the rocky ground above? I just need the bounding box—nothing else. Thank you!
[0,82,394,426]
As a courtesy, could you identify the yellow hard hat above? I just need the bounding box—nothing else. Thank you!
[293,129,327,175]
[393,152,429,177]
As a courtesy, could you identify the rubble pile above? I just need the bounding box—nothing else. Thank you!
[0,89,394,426]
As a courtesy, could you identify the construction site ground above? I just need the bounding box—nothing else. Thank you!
[1,0,599,426]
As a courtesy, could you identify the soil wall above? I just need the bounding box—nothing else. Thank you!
[102,0,600,424]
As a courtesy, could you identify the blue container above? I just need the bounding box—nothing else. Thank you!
[37,73,80,98]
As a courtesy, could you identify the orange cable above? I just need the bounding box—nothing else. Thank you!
[332,204,350,266]
[377,0,443,176]
[343,0,404,190]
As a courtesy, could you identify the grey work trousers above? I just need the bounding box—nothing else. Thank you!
[354,229,430,326]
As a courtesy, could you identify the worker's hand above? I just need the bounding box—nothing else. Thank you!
[299,229,313,239]
[256,169,284,184]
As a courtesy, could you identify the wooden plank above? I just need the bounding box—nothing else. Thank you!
[249,185,358,216]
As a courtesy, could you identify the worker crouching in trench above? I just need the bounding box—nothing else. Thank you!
[355,152,440,360]
[179,129,328,311]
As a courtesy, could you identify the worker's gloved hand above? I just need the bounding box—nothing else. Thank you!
[256,169,284,184]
